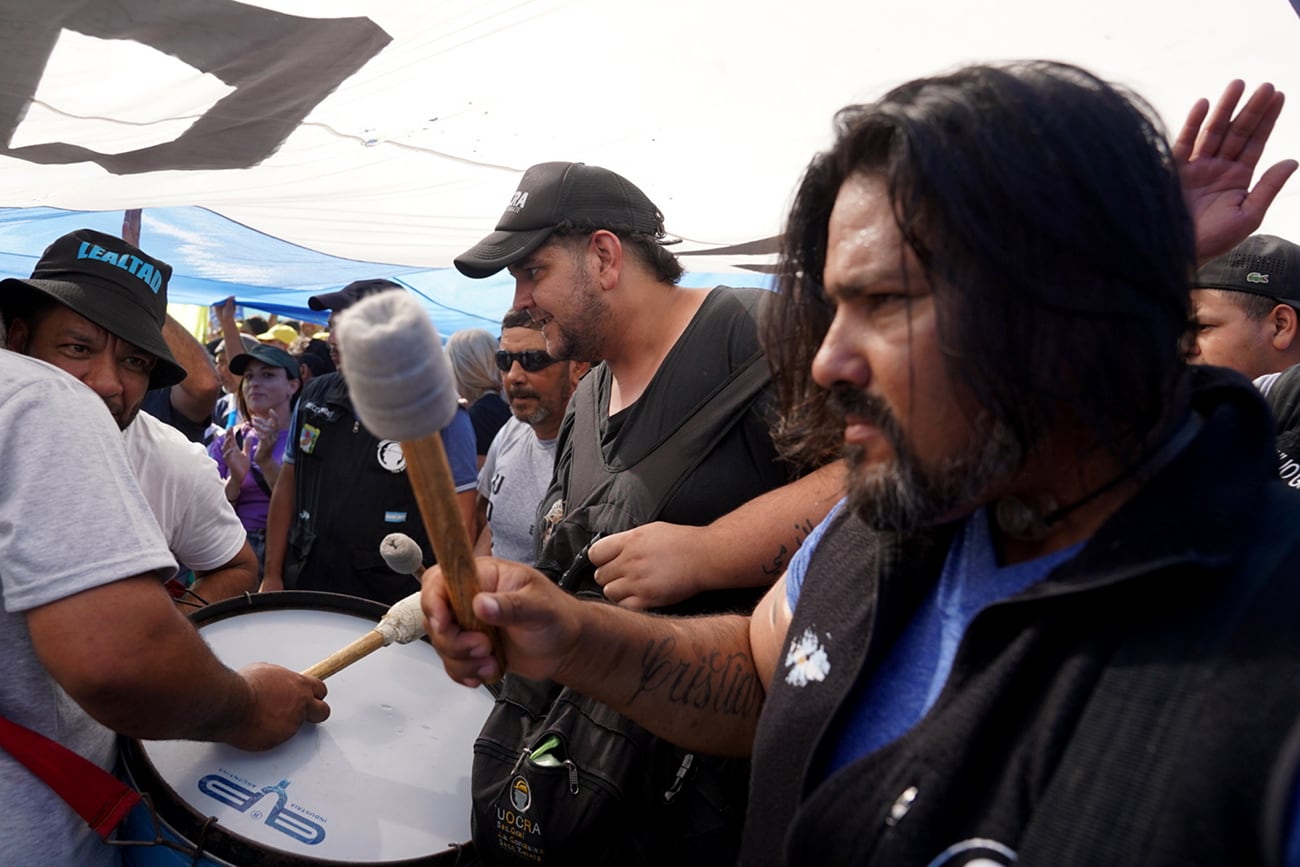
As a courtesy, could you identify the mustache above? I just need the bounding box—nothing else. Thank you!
[507,388,541,401]
[826,386,897,431]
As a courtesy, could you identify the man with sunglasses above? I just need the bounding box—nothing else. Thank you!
[474,309,588,563]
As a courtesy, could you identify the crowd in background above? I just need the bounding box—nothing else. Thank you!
[10,59,1300,867]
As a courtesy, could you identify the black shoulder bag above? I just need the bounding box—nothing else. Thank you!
[471,354,768,867]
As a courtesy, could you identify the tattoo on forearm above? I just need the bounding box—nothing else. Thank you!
[761,544,789,578]
[760,518,819,577]
[630,637,761,717]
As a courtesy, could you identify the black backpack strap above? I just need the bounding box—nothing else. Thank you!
[565,370,601,509]
[566,351,769,523]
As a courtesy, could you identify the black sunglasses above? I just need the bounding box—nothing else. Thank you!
[495,349,558,373]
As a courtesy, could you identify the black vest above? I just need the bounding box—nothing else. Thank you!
[535,286,789,613]
[746,369,1300,866]
[286,373,429,605]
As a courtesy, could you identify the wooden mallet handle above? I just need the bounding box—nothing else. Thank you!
[300,592,427,680]
[334,290,506,681]
[301,630,386,680]
[400,434,498,654]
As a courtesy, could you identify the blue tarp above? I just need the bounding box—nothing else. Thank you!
[0,206,773,338]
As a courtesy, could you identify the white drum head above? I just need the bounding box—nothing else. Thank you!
[129,592,492,864]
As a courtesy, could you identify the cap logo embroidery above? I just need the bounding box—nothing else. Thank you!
[76,240,164,293]
[1247,271,1270,284]
[507,190,529,213]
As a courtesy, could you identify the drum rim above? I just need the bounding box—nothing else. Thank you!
[190,589,389,626]
[122,590,466,866]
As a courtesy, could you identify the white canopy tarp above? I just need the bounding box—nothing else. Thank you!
[0,0,1297,328]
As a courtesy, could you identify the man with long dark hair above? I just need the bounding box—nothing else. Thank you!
[425,63,1300,865]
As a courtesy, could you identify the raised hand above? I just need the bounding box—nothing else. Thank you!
[1174,80,1298,263]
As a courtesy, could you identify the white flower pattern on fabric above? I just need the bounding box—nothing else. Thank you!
[784,627,830,687]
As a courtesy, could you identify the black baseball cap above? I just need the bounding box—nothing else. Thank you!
[1195,234,1300,307]
[0,228,185,387]
[295,337,336,376]
[454,162,666,279]
[308,278,403,312]
[229,344,300,380]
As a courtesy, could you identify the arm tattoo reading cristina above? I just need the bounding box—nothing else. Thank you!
[629,636,763,718]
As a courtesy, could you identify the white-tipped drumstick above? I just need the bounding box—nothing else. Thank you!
[298,534,427,679]
[300,592,425,679]
[380,531,425,581]
[333,290,504,679]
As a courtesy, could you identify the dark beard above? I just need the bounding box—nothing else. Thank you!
[547,265,609,363]
[830,386,1024,532]
[512,397,552,426]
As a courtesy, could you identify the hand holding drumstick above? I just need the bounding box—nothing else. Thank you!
[330,291,506,679]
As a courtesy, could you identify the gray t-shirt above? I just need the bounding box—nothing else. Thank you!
[0,353,174,867]
[477,418,558,564]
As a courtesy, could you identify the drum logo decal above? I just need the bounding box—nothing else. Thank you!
[198,772,326,845]
[510,775,531,812]
[377,439,406,473]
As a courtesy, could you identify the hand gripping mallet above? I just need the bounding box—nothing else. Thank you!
[332,290,505,678]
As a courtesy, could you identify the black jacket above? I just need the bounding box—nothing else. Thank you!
[746,367,1300,866]
[285,372,429,605]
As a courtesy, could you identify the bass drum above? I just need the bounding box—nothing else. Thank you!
[119,590,492,865]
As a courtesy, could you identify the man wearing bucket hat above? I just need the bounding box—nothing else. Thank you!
[0,228,259,603]
[0,329,330,867]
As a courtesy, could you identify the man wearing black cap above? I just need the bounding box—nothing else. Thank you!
[455,161,841,600]
[0,228,259,603]
[1189,233,1300,380]
[453,162,842,865]
[1189,234,1300,487]
[260,279,479,605]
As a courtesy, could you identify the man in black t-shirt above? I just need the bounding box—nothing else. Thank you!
[450,161,842,867]
[455,161,841,609]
